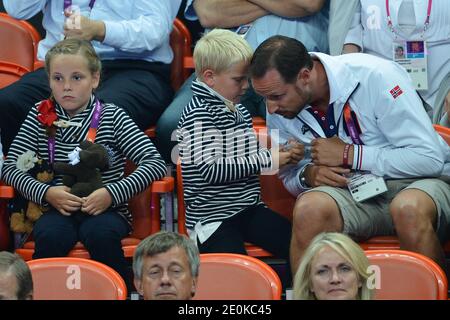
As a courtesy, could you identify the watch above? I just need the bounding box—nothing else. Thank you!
[299,163,313,189]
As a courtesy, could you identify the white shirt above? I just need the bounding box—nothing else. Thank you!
[184,0,330,52]
[3,0,181,63]
[344,0,450,108]
[267,52,450,197]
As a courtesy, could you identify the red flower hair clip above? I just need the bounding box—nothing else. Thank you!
[37,99,57,137]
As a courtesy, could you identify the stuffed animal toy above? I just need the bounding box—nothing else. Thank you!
[10,152,54,234]
[53,140,110,198]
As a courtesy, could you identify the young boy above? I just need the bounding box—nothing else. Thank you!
[177,29,303,259]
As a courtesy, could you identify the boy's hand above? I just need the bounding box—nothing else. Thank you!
[270,148,291,169]
[283,141,305,164]
[45,186,84,216]
[81,187,112,215]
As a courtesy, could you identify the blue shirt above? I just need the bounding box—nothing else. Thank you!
[4,0,182,63]
[184,0,329,52]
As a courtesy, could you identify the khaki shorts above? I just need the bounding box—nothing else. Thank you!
[303,178,450,242]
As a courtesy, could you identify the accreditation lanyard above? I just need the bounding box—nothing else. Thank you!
[48,99,102,164]
[343,102,363,145]
[386,0,432,38]
[64,0,96,11]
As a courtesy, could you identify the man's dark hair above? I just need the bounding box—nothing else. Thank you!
[250,35,313,83]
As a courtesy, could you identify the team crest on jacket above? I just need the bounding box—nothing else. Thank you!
[389,85,403,99]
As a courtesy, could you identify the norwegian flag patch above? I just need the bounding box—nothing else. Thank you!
[389,85,403,99]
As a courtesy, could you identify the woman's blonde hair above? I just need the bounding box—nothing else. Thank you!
[45,38,101,75]
[293,232,374,300]
[193,29,253,79]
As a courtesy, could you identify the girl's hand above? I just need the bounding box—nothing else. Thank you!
[45,186,84,216]
[81,187,112,215]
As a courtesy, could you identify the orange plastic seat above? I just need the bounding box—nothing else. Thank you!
[366,249,448,300]
[0,184,15,250]
[0,13,42,88]
[194,253,282,300]
[28,257,127,300]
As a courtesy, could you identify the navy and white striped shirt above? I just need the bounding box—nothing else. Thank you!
[2,95,166,225]
[177,80,272,231]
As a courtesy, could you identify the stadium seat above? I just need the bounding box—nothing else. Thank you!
[195,253,282,300]
[15,162,174,261]
[0,184,15,250]
[365,249,448,300]
[28,257,127,300]
[0,13,41,88]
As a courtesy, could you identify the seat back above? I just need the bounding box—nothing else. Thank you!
[170,18,193,91]
[365,249,448,300]
[194,253,282,300]
[27,257,127,300]
[0,13,41,88]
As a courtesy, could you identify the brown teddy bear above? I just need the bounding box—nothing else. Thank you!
[10,153,54,234]
[53,140,110,198]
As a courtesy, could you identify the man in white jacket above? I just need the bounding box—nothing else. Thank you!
[250,35,450,275]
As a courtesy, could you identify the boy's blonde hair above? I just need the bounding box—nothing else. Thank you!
[194,29,253,79]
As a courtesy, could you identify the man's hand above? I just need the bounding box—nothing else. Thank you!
[304,165,350,188]
[81,187,112,216]
[311,136,353,167]
[45,186,84,216]
[64,11,105,42]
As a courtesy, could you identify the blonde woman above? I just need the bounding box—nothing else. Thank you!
[293,232,373,300]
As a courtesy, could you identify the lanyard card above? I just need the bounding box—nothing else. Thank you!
[235,24,252,38]
[393,40,428,91]
[346,172,388,202]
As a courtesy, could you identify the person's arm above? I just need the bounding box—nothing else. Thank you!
[91,1,177,53]
[357,76,445,177]
[3,0,46,20]
[178,106,272,185]
[193,0,268,28]
[342,1,362,54]
[1,107,52,204]
[103,108,167,207]
[248,0,326,18]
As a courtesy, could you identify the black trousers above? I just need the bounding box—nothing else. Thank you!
[0,60,173,153]
[33,209,131,288]
[197,203,292,261]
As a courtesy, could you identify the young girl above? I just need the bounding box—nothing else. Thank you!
[1,39,166,286]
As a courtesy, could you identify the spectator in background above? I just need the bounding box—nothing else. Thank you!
[155,0,330,163]
[293,232,373,300]
[0,251,33,300]
[133,231,199,300]
[0,0,181,154]
[330,0,450,127]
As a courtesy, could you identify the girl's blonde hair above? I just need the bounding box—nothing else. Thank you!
[293,232,374,300]
[45,38,101,75]
[193,29,253,79]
